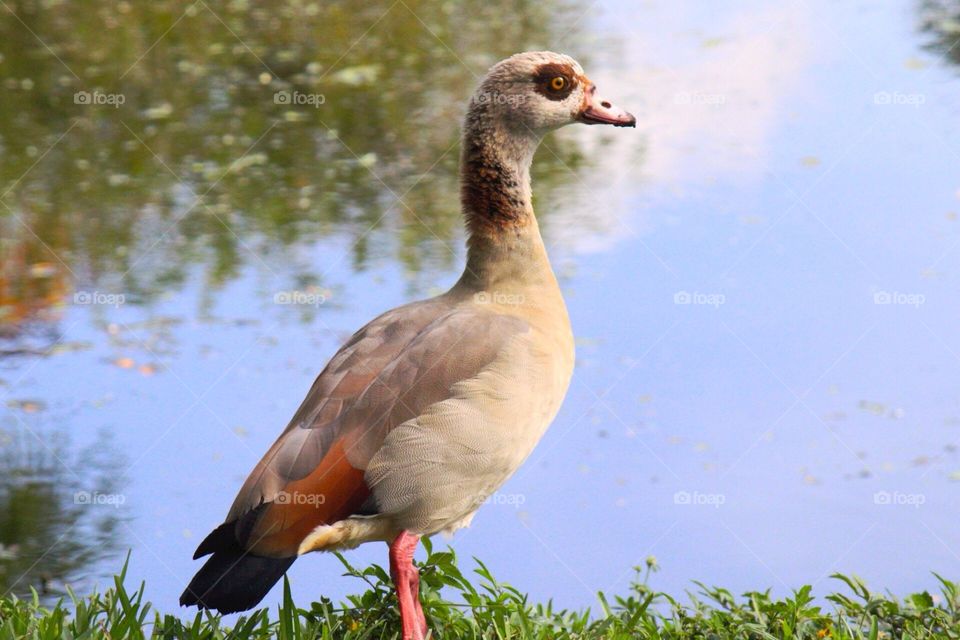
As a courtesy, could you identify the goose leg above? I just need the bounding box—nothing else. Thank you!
[389,531,425,640]
[408,560,428,635]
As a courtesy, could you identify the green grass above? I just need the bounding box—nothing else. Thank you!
[2,541,958,639]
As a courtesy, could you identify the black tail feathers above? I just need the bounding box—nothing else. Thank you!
[180,521,295,614]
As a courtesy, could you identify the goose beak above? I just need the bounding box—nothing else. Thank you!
[578,85,636,128]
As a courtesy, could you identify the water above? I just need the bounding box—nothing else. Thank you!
[1,0,959,615]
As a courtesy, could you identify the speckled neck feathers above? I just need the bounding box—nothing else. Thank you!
[459,97,540,243]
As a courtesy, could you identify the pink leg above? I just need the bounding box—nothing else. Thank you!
[408,561,427,634]
[389,531,427,640]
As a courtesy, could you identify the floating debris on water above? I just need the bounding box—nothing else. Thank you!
[904,56,929,70]
[49,341,93,355]
[329,64,381,86]
[6,399,46,413]
[143,103,173,119]
[113,357,135,369]
[853,401,907,419]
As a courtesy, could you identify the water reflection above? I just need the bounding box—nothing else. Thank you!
[0,0,958,614]
[0,0,589,336]
[0,0,603,602]
[0,423,125,598]
[919,0,960,65]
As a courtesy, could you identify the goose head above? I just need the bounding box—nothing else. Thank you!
[469,51,636,134]
[460,51,635,245]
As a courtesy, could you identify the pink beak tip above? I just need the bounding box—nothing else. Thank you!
[579,93,637,128]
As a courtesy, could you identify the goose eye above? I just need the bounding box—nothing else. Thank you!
[549,76,566,91]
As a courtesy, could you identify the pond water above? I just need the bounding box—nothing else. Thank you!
[2,0,960,615]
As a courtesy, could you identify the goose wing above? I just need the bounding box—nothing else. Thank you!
[194,296,528,558]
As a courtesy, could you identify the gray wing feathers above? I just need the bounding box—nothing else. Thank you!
[226,297,528,521]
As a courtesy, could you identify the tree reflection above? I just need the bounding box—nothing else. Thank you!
[918,0,960,67]
[0,423,126,599]
[0,0,588,331]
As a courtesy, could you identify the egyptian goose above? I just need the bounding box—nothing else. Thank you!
[181,51,634,639]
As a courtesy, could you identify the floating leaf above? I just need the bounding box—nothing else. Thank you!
[143,102,173,119]
[329,64,380,86]
[49,341,93,355]
[227,152,268,174]
[858,400,886,416]
[904,56,928,70]
[6,399,46,413]
[28,262,57,278]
